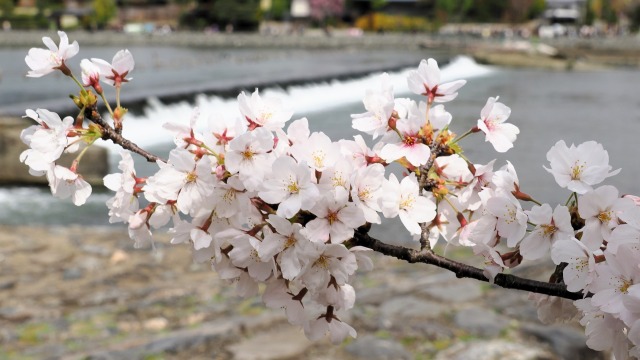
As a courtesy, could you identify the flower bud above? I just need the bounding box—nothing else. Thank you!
[113,106,128,121]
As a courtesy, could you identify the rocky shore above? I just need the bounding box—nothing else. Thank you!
[0,225,605,359]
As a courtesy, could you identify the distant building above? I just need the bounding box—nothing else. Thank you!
[544,0,587,24]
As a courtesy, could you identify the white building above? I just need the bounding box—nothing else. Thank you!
[544,0,587,24]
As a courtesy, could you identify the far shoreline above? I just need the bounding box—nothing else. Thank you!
[3,30,640,70]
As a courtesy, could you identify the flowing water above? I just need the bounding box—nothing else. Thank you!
[2,52,640,249]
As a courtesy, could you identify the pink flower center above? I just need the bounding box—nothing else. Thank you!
[327,211,339,225]
[403,135,418,147]
[484,118,496,131]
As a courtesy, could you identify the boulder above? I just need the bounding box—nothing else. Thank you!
[0,116,108,186]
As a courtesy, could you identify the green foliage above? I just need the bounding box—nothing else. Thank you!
[600,0,618,24]
[0,0,14,18]
[92,0,117,27]
[270,0,290,20]
[181,0,261,30]
[587,0,619,24]
[527,0,545,19]
[371,0,387,10]
[5,14,50,29]
[631,3,640,31]
[464,0,508,22]
[432,0,508,23]
[435,0,473,19]
[212,0,260,25]
[585,0,596,24]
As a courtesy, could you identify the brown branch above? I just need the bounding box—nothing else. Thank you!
[352,230,585,301]
[84,105,165,163]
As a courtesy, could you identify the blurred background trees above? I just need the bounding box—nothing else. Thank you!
[1,0,640,34]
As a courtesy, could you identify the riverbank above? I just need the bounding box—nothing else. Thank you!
[0,225,604,359]
[3,30,640,69]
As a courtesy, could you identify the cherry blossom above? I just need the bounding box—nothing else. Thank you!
[484,194,527,248]
[351,73,394,139]
[228,234,274,282]
[379,173,437,236]
[544,140,620,194]
[103,150,139,223]
[204,175,251,219]
[201,112,246,153]
[350,164,385,224]
[238,89,293,131]
[551,238,595,292]
[407,58,466,103]
[225,127,275,191]
[47,165,92,206]
[19,109,75,175]
[259,156,319,219]
[591,249,640,315]
[304,308,357,344]
[91,49,135,87]
[263,279,307,325]
[578,185,632,251]
[80,59,101,91]
[458,160,495,211]
[304,188,366,244]
[259,215,312,280]
[290,132,339,172]
[520,204,573,260]
[476,97,519,153]
[433,154,473,188]
[338,135,376,169]
[143,148,217,215]
[427,104,452,131]
[300,243,357,291]
[575,299,631,359]
[25,31,79,77]
[378,113,431,167]
[318,158,353,194]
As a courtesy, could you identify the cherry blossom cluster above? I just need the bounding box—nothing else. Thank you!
[20,31,640,357]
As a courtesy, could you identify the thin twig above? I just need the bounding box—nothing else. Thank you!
[352,230,585,301]
[84,105,165,163]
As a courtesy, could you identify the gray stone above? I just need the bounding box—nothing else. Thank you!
[379,296,447,329]
[78,289,129,306]
[78,256,102,272]
[357,286,394,305]
[489,291,542,321]
[420,279,483,303]
[453,307,509,337]
[410,322,455,340]
[85,319,240,359]
[227,326,312,360]
[0,279,16,290]
[434,340,555,360]
[80,244,112,257]
[345,334,412,360]
[23,343,66,359]
[521,324,605,360]
[0,307,33,322]
[63,267,85,280]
